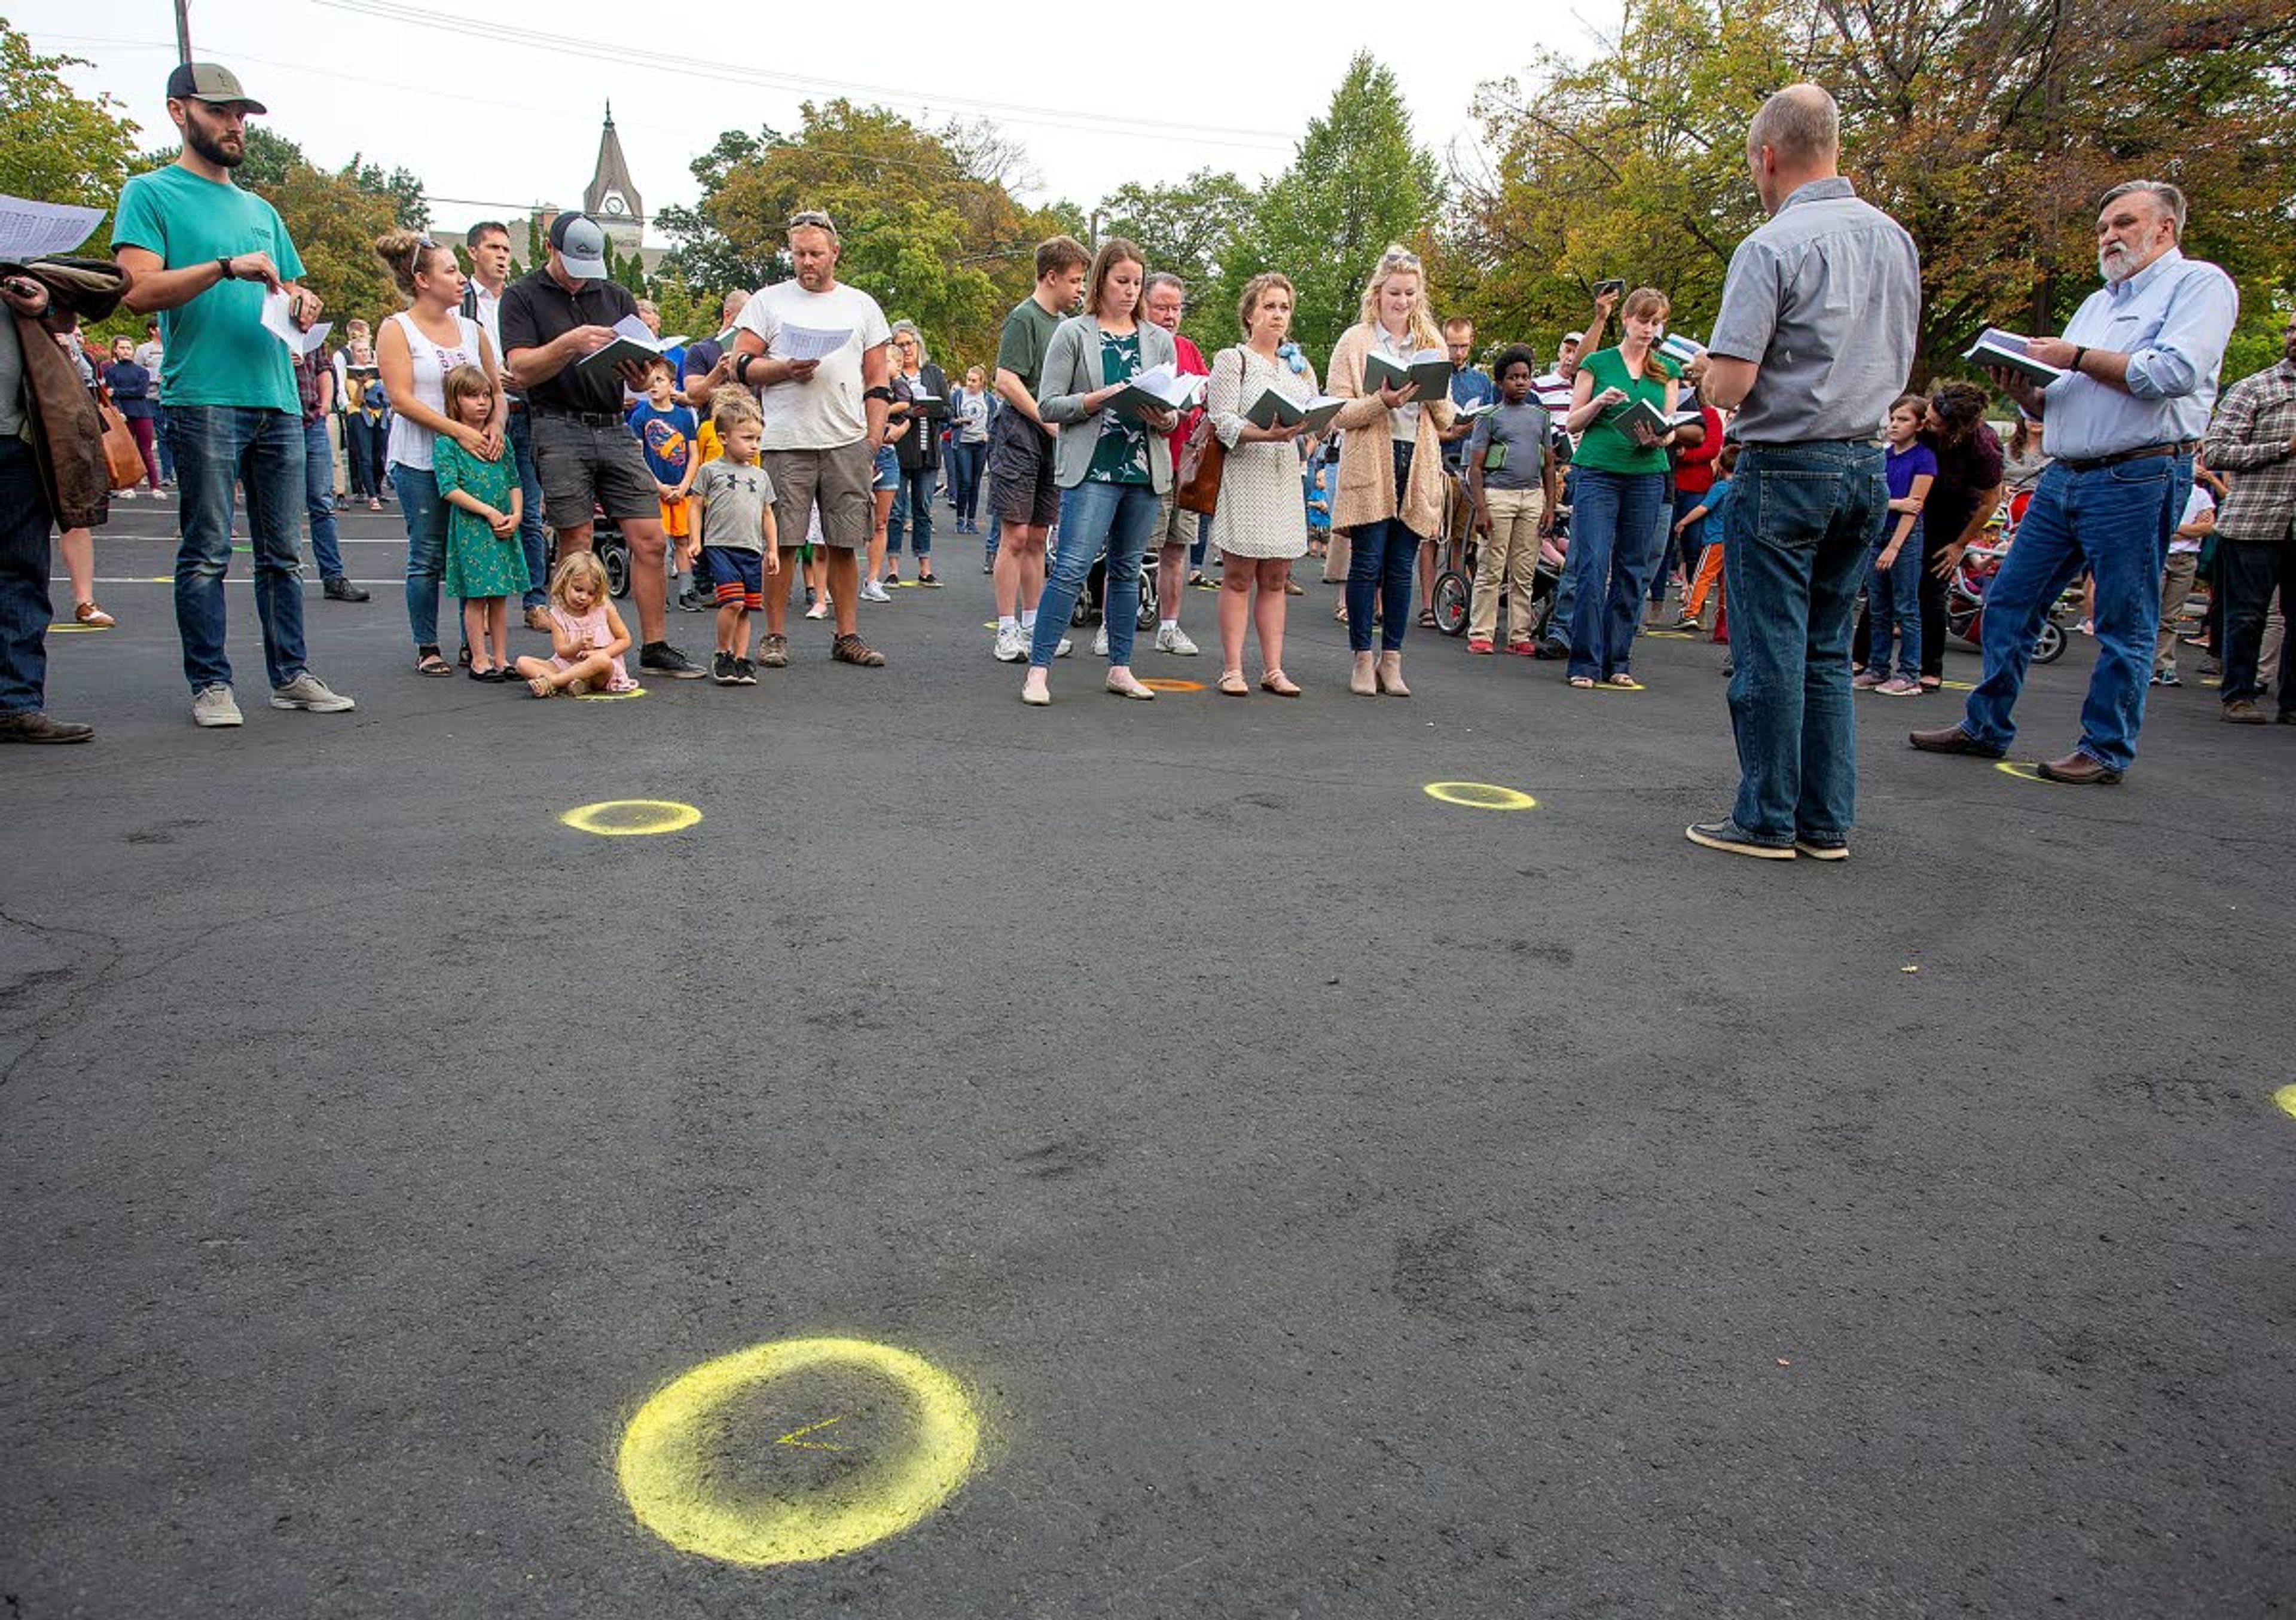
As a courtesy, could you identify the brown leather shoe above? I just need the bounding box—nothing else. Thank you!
[2037,750,2122,785]
[1908,724,2005,759]
[831,632,886,668]
[0,710,94,744]
[2222,699,2267,725]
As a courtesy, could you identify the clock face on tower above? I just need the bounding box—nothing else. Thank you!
[603,195,627,216]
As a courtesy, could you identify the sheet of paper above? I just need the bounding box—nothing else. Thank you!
[0,197,105,260]
[259,289,301,350]
[299,320,333,356]
[780,326,854,362]
[610,313,655,345]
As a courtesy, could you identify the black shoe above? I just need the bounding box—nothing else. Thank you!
[1685,819,1796,860]
[712,650,738,685]
[677,587,712,613]
[322,576,371,603]
[640,641,707,680]
[1793,835,1849,861]
[0,710,94,744]
[734,657,758,685]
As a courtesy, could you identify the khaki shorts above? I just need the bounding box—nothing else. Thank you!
[1152,488,1200,551]
[762,439,874,551]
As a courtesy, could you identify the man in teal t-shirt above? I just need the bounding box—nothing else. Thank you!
[113,61,356,728]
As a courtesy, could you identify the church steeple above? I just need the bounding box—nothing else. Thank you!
[584,101,643,250]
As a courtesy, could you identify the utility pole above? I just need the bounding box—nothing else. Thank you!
[173,0,193,63]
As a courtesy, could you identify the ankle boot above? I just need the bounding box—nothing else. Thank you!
[1376,651,1410,696]
[1350,652,1377,696]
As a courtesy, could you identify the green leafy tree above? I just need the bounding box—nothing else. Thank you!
[342,154,429,230]
[1219,53,1444,364]
[1097,169,1255,348]
[0,22,140,233]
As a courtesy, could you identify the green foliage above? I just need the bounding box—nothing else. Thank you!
[1096,169,1256,350]
[0,22,139,237]
[1216,53,1444,365]
[341,153,429,230]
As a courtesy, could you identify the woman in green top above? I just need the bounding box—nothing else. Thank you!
[1559,286,1683,689]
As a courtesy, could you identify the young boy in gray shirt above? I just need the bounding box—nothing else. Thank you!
[1465,345,1562,653]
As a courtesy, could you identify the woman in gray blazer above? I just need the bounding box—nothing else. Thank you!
[1022,238,1180,704]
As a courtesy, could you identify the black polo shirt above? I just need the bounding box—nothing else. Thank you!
[497,267,638,417]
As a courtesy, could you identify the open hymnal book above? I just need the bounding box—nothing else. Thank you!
[1963,328,2066,385]
[577,314,686,375]
[905,391,947,419]
[1245,389,1347,434]
[1611,397,1680,447]
[1361,347,1453,402]
[1454,398,1501,420]
[1112,364,1207,418]
[1659,333,1706,369]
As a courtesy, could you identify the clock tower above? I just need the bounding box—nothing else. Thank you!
[582,101,645,259]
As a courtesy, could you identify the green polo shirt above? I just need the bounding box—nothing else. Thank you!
[1571,346,1678,476]
[112,164,305,414]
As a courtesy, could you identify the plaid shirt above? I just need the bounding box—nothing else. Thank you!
[2203,357,2296,545]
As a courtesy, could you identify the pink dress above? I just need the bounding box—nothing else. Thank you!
[550,603,636,690]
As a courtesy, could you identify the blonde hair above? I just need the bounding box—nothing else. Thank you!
[373,228,450,303]
[1236,271,1296,335]
[548,551,610,607]
[441,362,491,418]
[1355,245,1442,350]
[711,389,763,431]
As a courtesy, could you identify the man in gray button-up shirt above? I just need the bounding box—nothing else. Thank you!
[1684,82,1921,861]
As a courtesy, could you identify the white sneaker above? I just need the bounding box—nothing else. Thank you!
[270,671,356,712]
[116,488,136,500]
[1092,625,1109,658]
[1054,635,1074,659]
[1154,621,1199,656]
[860,580,893,604]
[804,597,831,621]
[993,623,1027,662]
[191,684,244,728]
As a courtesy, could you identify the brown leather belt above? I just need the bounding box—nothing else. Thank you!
[2059,440,2197,473]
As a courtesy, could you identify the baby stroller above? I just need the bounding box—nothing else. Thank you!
[1431,496,1570,643]
[1946,537,2068,664]
[1072,547,1161,629]
[546,506,634,599]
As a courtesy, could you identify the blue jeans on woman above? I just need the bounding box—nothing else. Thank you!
[508,407,549,609]
[1031,478,1158,668]
[1565,467,1666,681]
[169,404,311,693]
[1719,439,1888,845]
[1864,521,1922,681]
[949,440,985,525]
[886,465,934,561]
[1346,439,1421,654]
[303,419,346,582]
[392,461,452,650]
[1959,453,2186,774]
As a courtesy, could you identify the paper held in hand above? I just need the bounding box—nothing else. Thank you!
[1245,387,1346,434]
[1963,328,2066,385]
[259,289,331,356]
[1360,347,1453,402]
[779,325,856,362]
[0,197,105,261]
[576,314,686,376]
[1112,364,1207,418]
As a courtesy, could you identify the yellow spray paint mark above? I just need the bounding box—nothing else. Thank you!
[1642,629,1692,640]
[1941,679,1977,692]
[2273,1084,2296,1120]
[1139,678,1204,693]
[573,686,648,702]
[46,623,109,633]
[1425,781,1539,811]
[558,799,700,836]
[618,1337,980,1567]
[1992,760,2054,784]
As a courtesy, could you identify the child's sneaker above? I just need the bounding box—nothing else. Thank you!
[712,651,738,685]
[1876,675,1921,697]
[1467,637,1494,655]
[1507,640,1537,656]
[1852,668,1888,690]
[734,657,758,685]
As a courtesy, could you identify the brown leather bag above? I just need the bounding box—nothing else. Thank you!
[98,398,144,490]
[1173,350,1231,515]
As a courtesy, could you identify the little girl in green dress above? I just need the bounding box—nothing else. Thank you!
[433,363,529,681]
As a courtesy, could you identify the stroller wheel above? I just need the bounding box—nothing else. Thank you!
[1431,570,1471,637]
[2032,618,2068,665]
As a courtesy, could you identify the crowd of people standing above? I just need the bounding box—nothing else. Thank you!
[1,66,2286,871]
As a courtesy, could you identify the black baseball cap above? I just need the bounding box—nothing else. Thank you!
[166,61,267,114]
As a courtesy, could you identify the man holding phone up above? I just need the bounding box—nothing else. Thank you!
[114,62,357,727]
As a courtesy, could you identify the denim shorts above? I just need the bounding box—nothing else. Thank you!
[872,444,900,492]
[703,545,764,610]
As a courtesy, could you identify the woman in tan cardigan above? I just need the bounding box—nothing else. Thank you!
[1327,246,1455,695]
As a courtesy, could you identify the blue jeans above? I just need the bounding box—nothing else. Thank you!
[1031,479,1158,667]
[985,508,1002,564]
[303,418,345,580]
[887,466,933,557]
[1672,483,1710,594]
[1720,441,1888,844]
[949,440,985,523]
[1962,453,2185,772]
[169,404,311,693]
[1865,522,1923,680]
[392,461,451,650]
[1346,440,1420,653]
[1565,467,1666,680]
[508,408,548,607]
[0,438,53,714]
[154,411,176,484]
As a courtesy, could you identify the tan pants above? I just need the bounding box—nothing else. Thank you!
[2155,550,2198,671]
[1469,487,1546,643]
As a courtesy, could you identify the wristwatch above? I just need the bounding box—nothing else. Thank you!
[216,256,234,282]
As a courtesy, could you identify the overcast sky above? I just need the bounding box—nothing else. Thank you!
[26,0,1621,240]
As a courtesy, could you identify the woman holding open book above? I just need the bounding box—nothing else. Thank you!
[1204,272,1320,696]
[1326,245,1457,696]
[1019,238,1181,706]
[1559,285,1681,690]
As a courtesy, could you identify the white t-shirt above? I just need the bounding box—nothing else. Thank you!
[2172,484,2215,555]
[734,279,893,451]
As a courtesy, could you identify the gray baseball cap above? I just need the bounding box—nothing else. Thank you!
[166,62,267,114]
[549,212,609,280]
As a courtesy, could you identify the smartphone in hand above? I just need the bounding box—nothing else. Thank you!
[1594,278,1626,299]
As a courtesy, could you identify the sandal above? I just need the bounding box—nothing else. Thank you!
[1597,673,1645,691]
[1217,670,1250,696]
[527,675,555,698]
[1417,607,1437,628]
[1260,670,1302,697]
[1568,675,1595,690]
[416,646,453,677]
[1333,603,1348,623]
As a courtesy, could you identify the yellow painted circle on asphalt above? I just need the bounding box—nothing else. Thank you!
[2274,1084,2296,1120]
[558,799,700,836]
[1425,781,1539,811]
[1140,678,1204,693]
[573,686,648,702]
[618,1337,980,1567]
[1992,761,2053,784]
